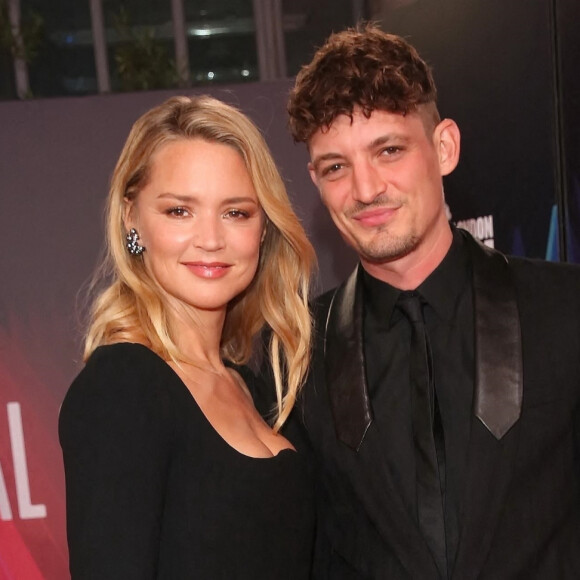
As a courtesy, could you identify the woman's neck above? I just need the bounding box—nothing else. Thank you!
[168,303,227,371]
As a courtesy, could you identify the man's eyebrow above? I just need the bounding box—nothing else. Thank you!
[368,134,410,149]
[311,133,411,170]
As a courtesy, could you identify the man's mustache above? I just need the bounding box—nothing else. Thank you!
[345,195,403,218]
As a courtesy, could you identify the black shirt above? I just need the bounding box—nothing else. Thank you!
[362,228,474,573]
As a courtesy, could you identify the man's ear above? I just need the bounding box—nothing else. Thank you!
[307,162,320,190]
[434,119,461,177]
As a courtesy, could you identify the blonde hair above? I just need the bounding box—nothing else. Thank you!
[85,95,315,429]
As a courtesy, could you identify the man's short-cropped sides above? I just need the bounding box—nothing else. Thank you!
[287,24,440,143]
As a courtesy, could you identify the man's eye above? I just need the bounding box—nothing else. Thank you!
[322,163,344,176]
[382,146,402,156]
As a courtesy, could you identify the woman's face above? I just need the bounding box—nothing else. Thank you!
[125,138,264,313]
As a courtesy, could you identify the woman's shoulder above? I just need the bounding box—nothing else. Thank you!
[62,343,178,415]
[83,342,171,381]
[87,341,165,367]
[59,343,178,461]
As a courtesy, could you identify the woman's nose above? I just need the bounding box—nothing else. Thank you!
[192,217,225,251]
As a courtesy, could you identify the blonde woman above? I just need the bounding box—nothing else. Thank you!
[59,95,316,579]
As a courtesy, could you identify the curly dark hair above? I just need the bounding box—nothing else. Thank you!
[288,24,439,143]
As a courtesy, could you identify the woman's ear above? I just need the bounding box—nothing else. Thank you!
[260,214,269,245]
[434,119,461,177]
[122,197,134,231]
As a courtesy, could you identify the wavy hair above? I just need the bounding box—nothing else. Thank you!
[85,95,315,429]
[288,23,440,143]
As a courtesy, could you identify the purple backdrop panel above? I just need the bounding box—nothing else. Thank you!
[0,82,355,579]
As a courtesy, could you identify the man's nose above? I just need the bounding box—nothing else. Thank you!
[351,161,387,204]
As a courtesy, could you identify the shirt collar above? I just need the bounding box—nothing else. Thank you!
[361,227,471,323]
[418,227,471,321]
[362,266,400,324]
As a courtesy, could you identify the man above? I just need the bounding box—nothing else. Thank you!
[287,25,580,579]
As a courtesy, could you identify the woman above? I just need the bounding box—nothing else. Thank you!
[59,95,316,579]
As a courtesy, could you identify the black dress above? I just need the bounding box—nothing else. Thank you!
[59,343,314,579]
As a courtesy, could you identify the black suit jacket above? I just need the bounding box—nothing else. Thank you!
[294,231,580,579]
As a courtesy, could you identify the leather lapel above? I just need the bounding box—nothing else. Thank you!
[469,235,523,438]
[451,233,523,579]
[324,266,439,577]
[324,265,373,451]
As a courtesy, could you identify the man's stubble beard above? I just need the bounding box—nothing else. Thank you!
[342,194,420,263]
[355,228,420,265]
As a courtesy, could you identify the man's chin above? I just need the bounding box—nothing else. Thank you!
[357,235,419,264]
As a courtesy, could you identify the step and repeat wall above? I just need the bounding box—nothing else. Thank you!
[0,2,578,576]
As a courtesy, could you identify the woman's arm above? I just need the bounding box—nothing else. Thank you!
[59,343,175,580]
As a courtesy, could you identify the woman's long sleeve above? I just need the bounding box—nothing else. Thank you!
[59,344,175,580]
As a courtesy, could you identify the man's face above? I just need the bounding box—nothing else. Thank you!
[308,108,459,274]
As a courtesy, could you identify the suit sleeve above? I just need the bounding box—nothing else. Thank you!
[59,345,175,580]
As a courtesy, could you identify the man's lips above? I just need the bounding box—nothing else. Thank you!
[352,206,399,227]
[182,262,231,279]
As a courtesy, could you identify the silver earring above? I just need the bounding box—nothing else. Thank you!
[126,228,145,255]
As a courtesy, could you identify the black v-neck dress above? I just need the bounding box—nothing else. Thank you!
[59,343,314,579]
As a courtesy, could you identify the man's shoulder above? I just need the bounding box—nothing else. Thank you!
[501,255,580,321]
[309,289,336,342]
[462,228,580,286]
[507,254,580,285]
[460,229,580,280]
[312,265,360,321]
[313,286,338,314]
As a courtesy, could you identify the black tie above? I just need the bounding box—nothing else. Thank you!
[398,292,447,578]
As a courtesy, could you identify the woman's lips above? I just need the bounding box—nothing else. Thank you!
[183,262,231,279]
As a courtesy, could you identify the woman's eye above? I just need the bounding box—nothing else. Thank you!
[225,209,249,219]
[167,207,189,217]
